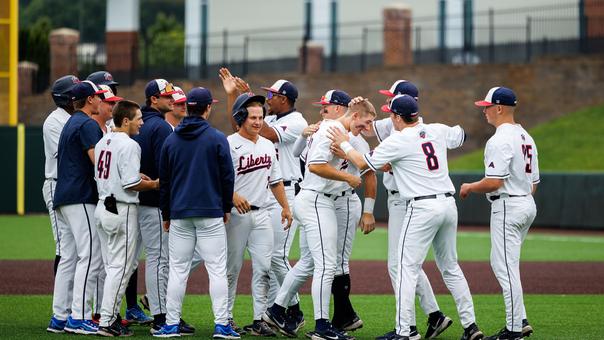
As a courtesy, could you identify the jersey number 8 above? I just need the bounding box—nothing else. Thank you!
[421,142,439,170]
[97,150,112,179]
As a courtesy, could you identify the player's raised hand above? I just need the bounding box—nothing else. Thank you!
[233,192,251,214]
[281,208,293,230]
[219,67,238,95]
[303,123,320,137]
[359,212,376,234]
[346,174,362,188]
[234,77,251,93]
[327,126,350,145]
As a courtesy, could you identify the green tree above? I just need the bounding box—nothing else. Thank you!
[141,12,185,68]
[19,16,52,91]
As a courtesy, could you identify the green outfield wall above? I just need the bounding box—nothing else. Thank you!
[0,126,602,229]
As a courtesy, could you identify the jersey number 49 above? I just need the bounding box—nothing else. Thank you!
[97,150,112,179]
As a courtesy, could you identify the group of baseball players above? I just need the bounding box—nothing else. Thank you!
[42,66,538,340]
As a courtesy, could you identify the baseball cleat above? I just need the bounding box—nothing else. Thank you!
[409,325,420,340]
[311,323,355,340]
[249,320,276,337]
[228,318,246,335]
[213,323,241,339]
[336,315,363,332]
[46,316,67,333]
[286,308,306,333]
[97,319,134,337]
[425,311,453,339]
[152,323,180,338]
[64,317,99,335]
[179,318,195,336]
[125,305,153,324]
[521,319,533,337]
[460,323,484,340]
[484,327,523,340]
[262,306,297,338]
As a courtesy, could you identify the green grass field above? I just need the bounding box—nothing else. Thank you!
[2,215,603,261]
[450,105,604,171]
[0,294,602,339]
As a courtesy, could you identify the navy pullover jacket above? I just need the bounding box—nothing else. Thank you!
[133,106,173,207]
[159,115,234,220]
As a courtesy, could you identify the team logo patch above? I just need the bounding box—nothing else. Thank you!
[521,134,526,141]
[419,131,426,138]
[104,72,113,81]
[106,139,111,145]
[71,76,79,84]
[281,126,287,131]
[488,162,495,168]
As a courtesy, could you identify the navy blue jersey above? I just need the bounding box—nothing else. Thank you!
[53,111,103,208]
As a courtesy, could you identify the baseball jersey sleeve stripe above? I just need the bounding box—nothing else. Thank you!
[532,179,540,184]
[271,126,283,143]
[307,160,328,165]
[485,173,510,179]
[458,128,466,148]
[269,178,283,185]
[123,177,142,189]
[364,154,378,172]
[373,121,384,142]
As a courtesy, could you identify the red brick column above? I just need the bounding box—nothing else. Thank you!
[585,0,604,38]
[383,4,413,67]
[299,41,324,74]
[49,28,79,82]
[18,61,38,97]
[106,31,139,86]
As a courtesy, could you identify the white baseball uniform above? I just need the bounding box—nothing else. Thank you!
[264,111,307,306]
[364,122,477,337]
[43,107,74,319]
[372,117,441,322]
[93,131,142,327]
[275,120,347,320]
[224,132,282,321]
[484,123,539,333]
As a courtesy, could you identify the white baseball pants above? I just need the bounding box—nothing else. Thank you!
[334,193,361,276]
[225,209,274,320]
[395,196,476,337]
[138,205,169,316]
[490,195,536,333]
[387,192,440,323]
[165,217,229,326]
[95,201,140,327]
[267,186,300,306]
[42,179,64,256]
[55,203,103,320]
[276,190,337,320]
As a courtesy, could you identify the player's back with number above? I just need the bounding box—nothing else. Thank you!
[375,123,465,200]
[485,124,539,196]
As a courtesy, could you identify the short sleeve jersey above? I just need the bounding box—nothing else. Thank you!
[300,120,349,194]
[95,131,142,204]
[228,133,282,208]
[372,117,398,191]
[53,111,103,208]
[364,123,465,200]
[484,123,540,196]
[264,110,308,182]
[343,133,371,178]
[43,107,71,179]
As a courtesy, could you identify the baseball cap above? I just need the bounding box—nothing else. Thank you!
[172,86,186,104]
[71,80,108,101]
[98,84,123,102]
[313,89,351,106]
[261,80,298,101]
[145,79,177,98]
[186,87,218,106]
[51,75,80,105]
[475,86,517,106]
[381,94,419,117]
[86,71,119,87]
[232,92,266,114]
[379,80,419,99]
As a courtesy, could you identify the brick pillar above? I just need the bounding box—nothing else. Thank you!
[585,0,604,37]
[106,31,139,85]
[18,61,39,97]
[383,4,413,67]
[299,41,324,74]
[49,28,79,82]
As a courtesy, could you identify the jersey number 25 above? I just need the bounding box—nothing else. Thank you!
[97,150,112,179]
[521,144,532,173]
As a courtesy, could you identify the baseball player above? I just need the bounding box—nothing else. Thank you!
[44,75,79,334]
[461,87,539,340]
[263,100,376,340]
[223,93,294,336]
[328,94,484,340]
[87,71,153,325]
[166,86,187,128]
[157,87,239,339]
[219,69,308,332]
[51,80,107,335]
[296,90,377,333]
[94,100,159,337]
[133,79,195,335]
[365,80,452,340]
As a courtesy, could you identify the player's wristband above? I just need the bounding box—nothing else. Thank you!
[363,197,375,214]
[340,141,354,154]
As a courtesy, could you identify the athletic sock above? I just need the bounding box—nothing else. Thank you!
[331,275,344,324]
[332,274,356,323]
[154,313,166,325]
[271,303,286,316]
[315,318,330,331]
[428,310,444,324]
[125,268,138,309]
[53,255,61,277]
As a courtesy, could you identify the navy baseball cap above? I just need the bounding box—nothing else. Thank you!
[313,89,351,107]
[71,80,108,101]
[379,80,419,99]
[86,71,119,87]
[261,80,298,101]
[145,79,177,98]
[475,87,517,107]
[51,75,80,105]
[232,92,266,114]
[186,87,218,106]
[381,94,419,117]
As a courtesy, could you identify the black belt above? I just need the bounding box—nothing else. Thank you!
[489,194,527,201]
[322,189,355,199]
[45,178,57,181]
[283,179,302,187]
[250,205,261,211]
[412,193,453,201]
[389,190,399,195]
